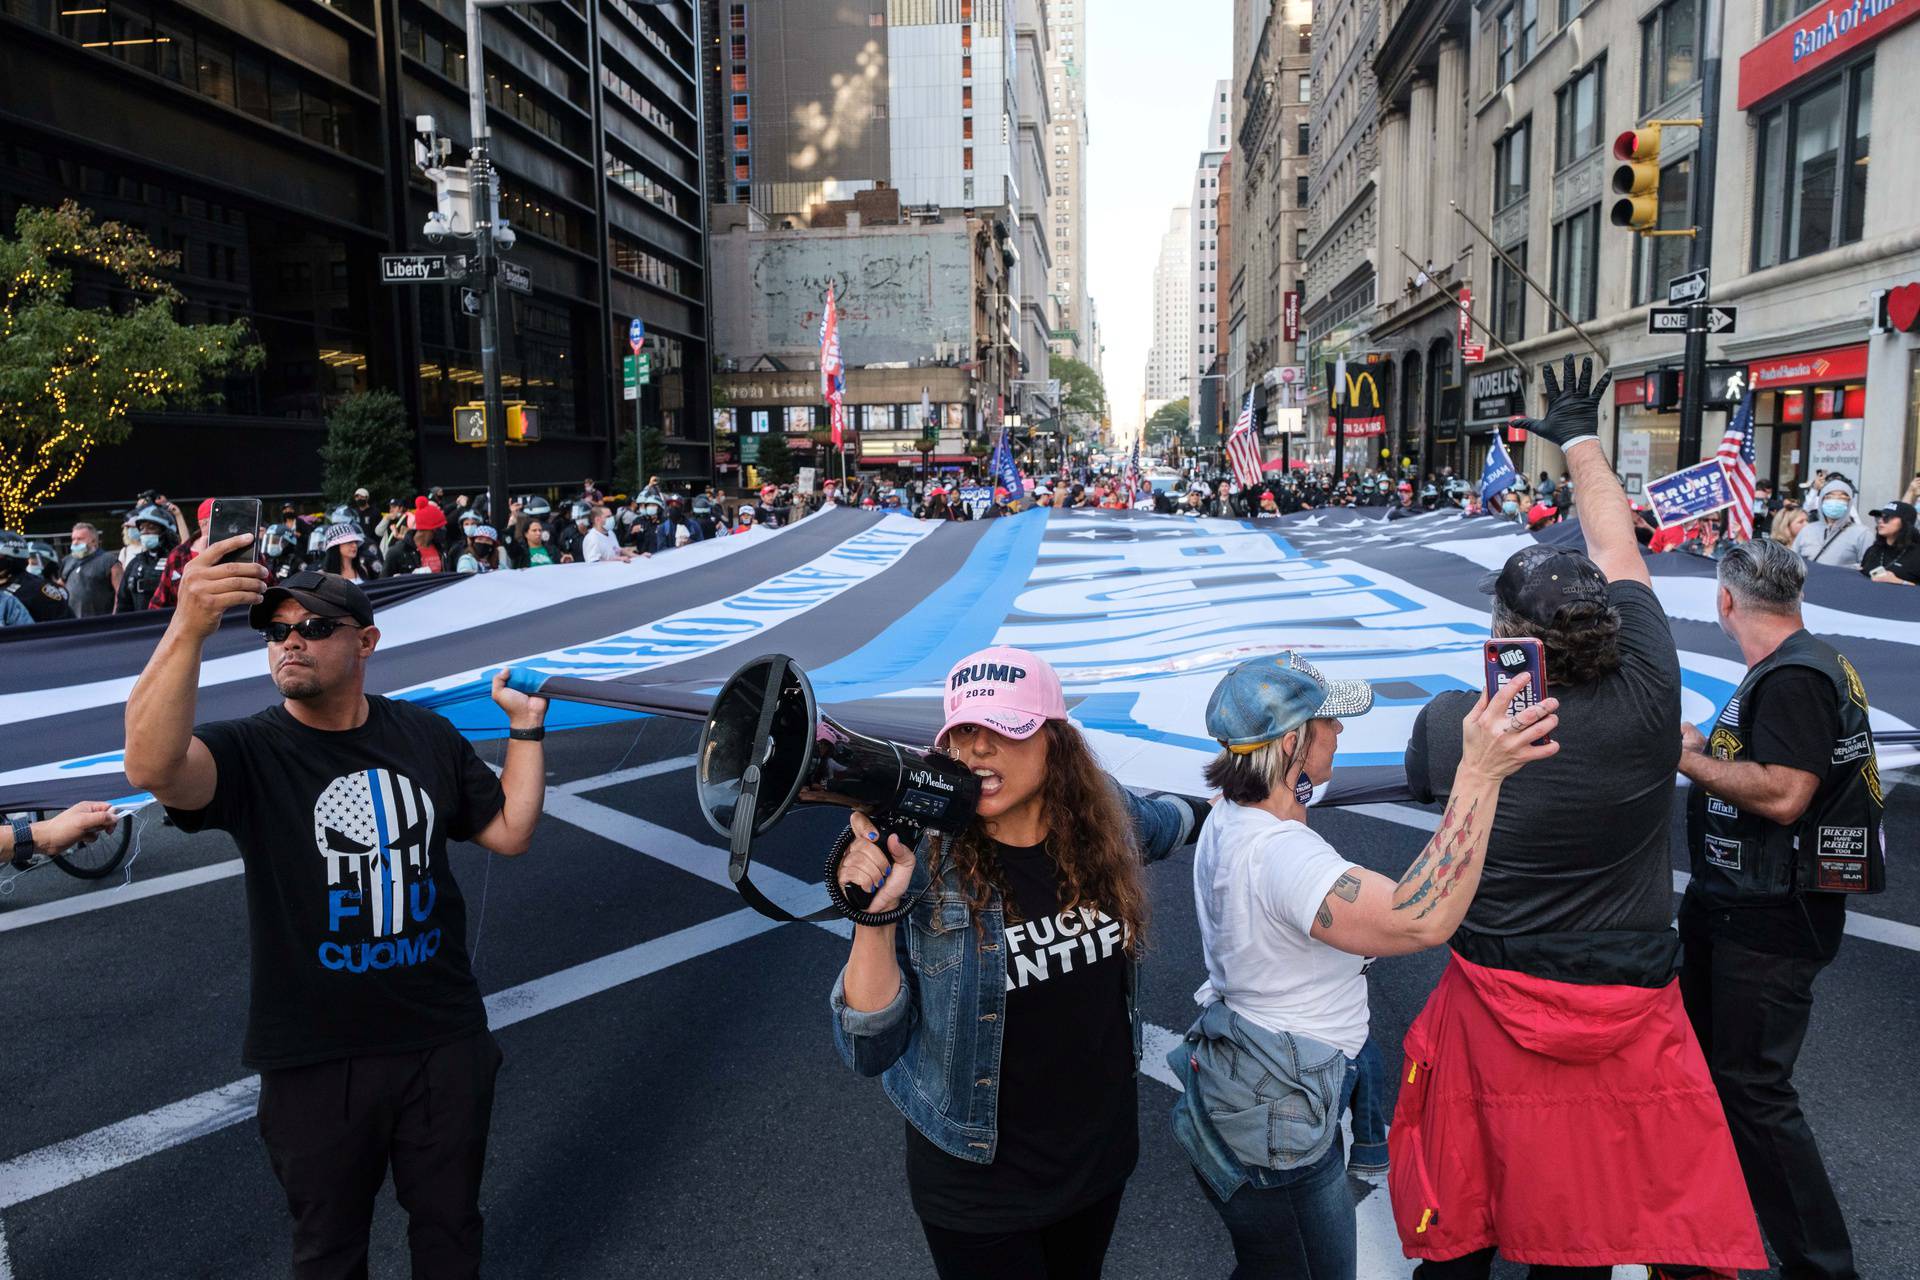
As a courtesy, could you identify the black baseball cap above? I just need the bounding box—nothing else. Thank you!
[1480,544,1608,625]
[1868,501,1915,525]
[249,570,375,630]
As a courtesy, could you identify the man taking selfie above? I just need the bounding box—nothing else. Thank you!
[123,543,550,1280]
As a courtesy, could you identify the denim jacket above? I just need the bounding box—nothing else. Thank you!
[829,785,1201,1163]
[1166,1000,1349,1201]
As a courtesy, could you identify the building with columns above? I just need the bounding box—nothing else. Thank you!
[1369,0,1473,482]
[1229,0,1315,451]
[1301,0,1380,468]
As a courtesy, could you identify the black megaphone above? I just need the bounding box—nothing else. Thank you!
[696,654,980,925]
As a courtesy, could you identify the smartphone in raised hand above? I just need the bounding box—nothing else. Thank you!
[1484,637,1547,726]
[206,497,263,565]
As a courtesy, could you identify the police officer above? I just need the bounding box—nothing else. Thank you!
[1677,536,1883,1280]
[116,505,175,611]
[0,530,70,623]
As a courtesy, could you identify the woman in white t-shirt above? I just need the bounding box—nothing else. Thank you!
[1178,651,1559,1279]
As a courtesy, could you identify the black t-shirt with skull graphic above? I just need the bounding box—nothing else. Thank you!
[168,696,504,1070]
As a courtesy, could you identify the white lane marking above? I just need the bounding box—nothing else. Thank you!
[540,791,853,939]
[1350,806,1920,956]
[1139,1021,1184,1094]
[0,1220,13,1280]
[0,860,243,934]
[551,755,696,796]
[0,907,780,1211]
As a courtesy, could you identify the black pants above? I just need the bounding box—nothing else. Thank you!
[256,1030,503,1280]
[920,1187,1126,1280]
[1680,932,1857,1280]
[1413,1250,1609,1279]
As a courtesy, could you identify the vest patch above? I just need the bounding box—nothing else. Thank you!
[1708,727,1743,761]
[1814,826,1870,892]
[1863,757,1883,806]
[1707,797,1739,820]
[1704,834,1742,871]
[1838,655,1868,712]
[1832,732,1871,764]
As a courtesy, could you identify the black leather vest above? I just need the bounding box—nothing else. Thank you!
[1686,630,1886,906]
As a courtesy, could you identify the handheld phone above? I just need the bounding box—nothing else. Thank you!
[206,498,262,565]
[1484,638,1547,724]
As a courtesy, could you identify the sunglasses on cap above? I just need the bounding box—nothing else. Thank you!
[260,618,362,644]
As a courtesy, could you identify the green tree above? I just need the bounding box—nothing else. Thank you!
[753,426,795,484]
[0,201,259,527]
[320,390,413,507]
[1145,398,1191,450]
[613,421,664,490]
[1048,352,1107,419]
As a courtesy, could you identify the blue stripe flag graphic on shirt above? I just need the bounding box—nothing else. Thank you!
[4,508,1915,813]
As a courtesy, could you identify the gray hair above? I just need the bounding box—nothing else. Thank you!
[1717,536,1805,614]
[71,521,98,535]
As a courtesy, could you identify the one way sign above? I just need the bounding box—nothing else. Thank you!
[1647,305,1737,336]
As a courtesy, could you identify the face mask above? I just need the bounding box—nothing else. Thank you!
[1502,501,1519,515]
[140,533,161,551]
[70,541,87,557]
[1821,499,1849,521]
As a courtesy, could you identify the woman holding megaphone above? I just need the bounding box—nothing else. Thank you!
[830,646,1207,1280]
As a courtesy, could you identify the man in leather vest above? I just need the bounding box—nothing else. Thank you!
[1677,535,1885,1280]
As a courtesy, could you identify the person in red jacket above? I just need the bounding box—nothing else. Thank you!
[1399,359,1763,1279]
[149,498,212,609]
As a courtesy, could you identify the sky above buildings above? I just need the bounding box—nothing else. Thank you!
[1084,0,1230,439]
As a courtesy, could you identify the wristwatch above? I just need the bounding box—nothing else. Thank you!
[508,725,546,742]
[9,814,36,868]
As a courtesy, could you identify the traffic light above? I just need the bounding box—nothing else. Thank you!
[1609,124,1662,232]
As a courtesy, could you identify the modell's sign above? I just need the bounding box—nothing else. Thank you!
[1739,0,1918,110]
[1470,365,1524,422]
[1283,290,1300,341]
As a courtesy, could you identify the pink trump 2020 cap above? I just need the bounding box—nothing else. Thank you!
[938,646,1068,746]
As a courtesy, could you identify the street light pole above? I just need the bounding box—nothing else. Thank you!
[466,0,508,530]
[1678,0,1725,467]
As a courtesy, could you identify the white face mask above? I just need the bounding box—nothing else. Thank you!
[140,533,161,551]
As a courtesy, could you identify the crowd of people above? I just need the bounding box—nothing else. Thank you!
[6,452,1915,628]
[6,359,1892,1280]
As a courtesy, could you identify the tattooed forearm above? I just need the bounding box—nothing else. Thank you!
[1393,797,1478,914]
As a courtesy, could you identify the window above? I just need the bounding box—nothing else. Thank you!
[1296,227,1308,258]
[1632,156,1692,304]
[1640,0,1698,111]
[1764,0,1820,31]
[1550,207,1599,325]
[963,146,974,171]
[1492,242,1528,341]
[1297,74,1311,103]
[1753,63,1872,268]
[1496,0,1536,83]
[1297,121,1310,154]
[963,86,973,109]
[1559,0,1582,23]
[1296,174,1309,204]
[1493,119,1530,210]
[1555,59,1603,168]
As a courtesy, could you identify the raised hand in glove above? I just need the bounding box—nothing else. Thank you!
[1513,354,1613,453]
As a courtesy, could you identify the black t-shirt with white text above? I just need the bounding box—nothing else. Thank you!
[167,696,504,1069]
[905,839,1137,1232]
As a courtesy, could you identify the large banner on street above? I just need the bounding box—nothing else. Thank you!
[3,507,1916,812]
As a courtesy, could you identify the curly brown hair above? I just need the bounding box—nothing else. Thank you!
[930,720,1150,956]
[1495,598,1622,687]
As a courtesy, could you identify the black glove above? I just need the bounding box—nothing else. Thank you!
[1513,355,1613,452]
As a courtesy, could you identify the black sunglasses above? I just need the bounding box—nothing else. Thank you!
[260,618,361,644]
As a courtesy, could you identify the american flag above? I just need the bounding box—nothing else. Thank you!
[1123,438,1141,505]
[819,281,847,448]
[1716,388,1757,540]
[1225,389,1263,487]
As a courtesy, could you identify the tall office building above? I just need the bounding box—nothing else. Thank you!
[1144,205,1193,423]
[1302,0,1378,464]
[1229,0,1313,441]
[1044,0,1090,365]
[1010,0,1054,396]
[1190,78,1230,433]
[1,0,714,504]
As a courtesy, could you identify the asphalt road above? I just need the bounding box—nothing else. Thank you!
[2,715,1915,1279]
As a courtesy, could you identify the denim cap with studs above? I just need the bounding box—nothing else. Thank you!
[1205,652,1375,754]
